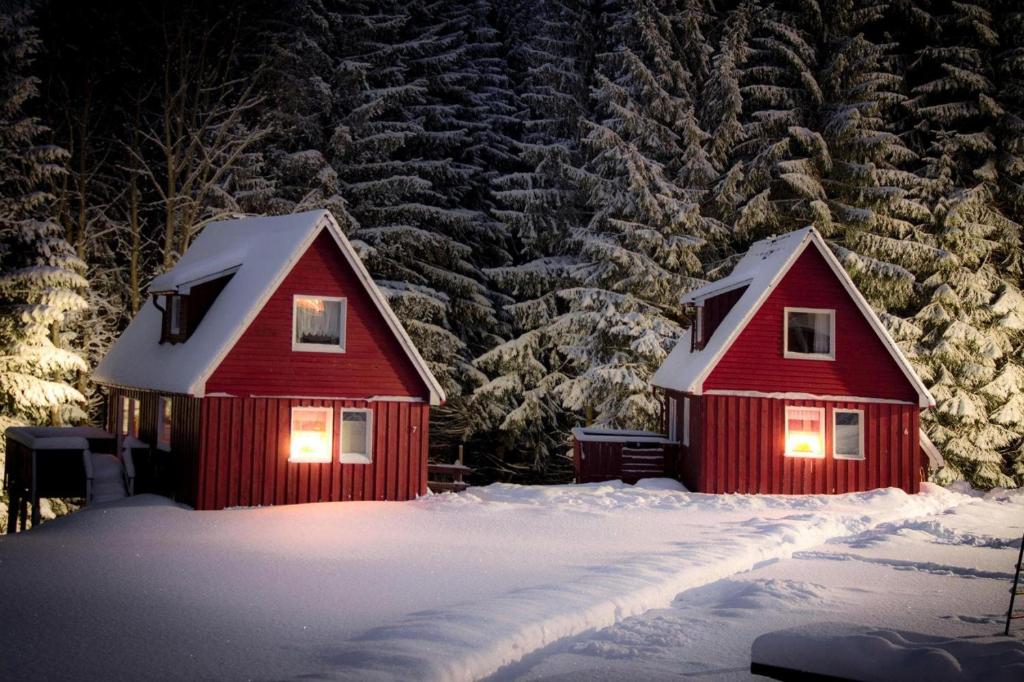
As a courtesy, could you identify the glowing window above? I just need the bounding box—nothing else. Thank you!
[157,397,173,451]
[289,406,333,463]
[784,308,835,360]
[785,406,825,458]
[340,409,372,464]
[119,396,141,438]
[833,409,864,460]
[293,295,346,352]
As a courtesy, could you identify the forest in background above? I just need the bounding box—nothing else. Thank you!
[1,0,1022,488]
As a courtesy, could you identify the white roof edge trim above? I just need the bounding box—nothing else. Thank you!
[317,214,446,406]
[681,228,935,409]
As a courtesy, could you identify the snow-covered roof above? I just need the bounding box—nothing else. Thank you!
[652,227,935,408]
[94,210,446,405]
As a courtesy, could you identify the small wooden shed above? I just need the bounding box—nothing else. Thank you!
[651,227,938,495]
[93,210,445,510]
[572,428,677,484]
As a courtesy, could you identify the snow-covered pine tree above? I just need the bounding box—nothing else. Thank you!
[721,0,825,239]
[255,0,350,217]
[471,0,596,474]
[815,3,942,317]
[320,1,508,452]
[534,0,716,430]
[903,0,1024,487]
[0,4,89,434]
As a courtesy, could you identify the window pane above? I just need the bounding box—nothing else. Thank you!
[835,411,861,457]
[120,397,130,436]
[169,296,182,334]
[342,412,368,456]
[290,408,333,462]
[787,311,831,354]
[132,399,141,437]
[295,297,342,346]
[786,407,823,456]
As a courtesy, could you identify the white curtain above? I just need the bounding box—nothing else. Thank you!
[296,299,341,343]
[813,313,831,353]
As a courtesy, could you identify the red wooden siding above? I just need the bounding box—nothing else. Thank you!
[206,230,429,399]
[105,387,202,506]
[701,286,747,346]
[697,395,920,494]
[196,397,429,510]
[704,248,918,402]
[667,390,703,491]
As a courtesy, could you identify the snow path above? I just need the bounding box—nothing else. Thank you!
[329,484,963,681]
[503,488,1024,681]
[0,481,974,681]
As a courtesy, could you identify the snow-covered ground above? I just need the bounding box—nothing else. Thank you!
[0,481,1020,681]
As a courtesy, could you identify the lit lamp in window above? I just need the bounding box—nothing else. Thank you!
[785,407,824,458]
[289,407,333,463]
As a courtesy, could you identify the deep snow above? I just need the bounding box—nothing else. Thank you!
[0,481,1018,681]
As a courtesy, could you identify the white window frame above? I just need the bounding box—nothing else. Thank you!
[783,307,836,361]
[833,408,865,461]
[667,397,678,442]
[339,408,373,464]
[292,295,347,353]
[156,396,173,451]
[682,397,691,447]
[784,405,826,458]
[289,406,334,463]
[118,395,141,438]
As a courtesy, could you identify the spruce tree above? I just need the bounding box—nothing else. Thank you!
[904,0,1023,487]
[0,5,89,431]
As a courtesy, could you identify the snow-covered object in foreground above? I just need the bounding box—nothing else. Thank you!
[91,210,445,510]
[651,227,939,495]
[751,623,1024,681]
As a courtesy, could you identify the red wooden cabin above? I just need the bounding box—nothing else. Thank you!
[651,227,941,495]
[93,210,445,510]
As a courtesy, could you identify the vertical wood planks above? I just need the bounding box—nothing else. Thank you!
[696,395,920,496]
[193,397,430,510]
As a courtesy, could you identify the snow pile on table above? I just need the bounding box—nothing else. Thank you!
[0,480,980,681]
[752,623,1024,681]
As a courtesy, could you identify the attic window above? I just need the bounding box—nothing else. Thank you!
[293,295,347,352]
[784,308,834,360]
[161,294,189,344]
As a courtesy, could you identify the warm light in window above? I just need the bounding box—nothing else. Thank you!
[289,407,333,463]
[785,406,824,458]
[295,297,325,313]
[786,431,822,456]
